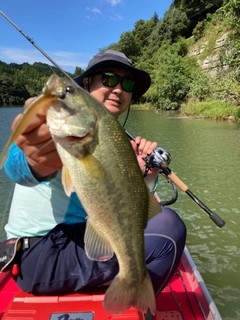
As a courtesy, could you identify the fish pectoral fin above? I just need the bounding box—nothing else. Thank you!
[84,220,114,261]
[61,166,74,197]
[148,189,162,220]
[79,154,105,180]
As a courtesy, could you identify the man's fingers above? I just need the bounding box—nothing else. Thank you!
[11,114,22,130]
[23,97,37,110]
[27,150,62,170]
[12,97,47,133]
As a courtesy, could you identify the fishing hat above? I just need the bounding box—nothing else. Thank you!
[74,50,151,98]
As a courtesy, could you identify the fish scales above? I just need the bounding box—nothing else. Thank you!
[53,93,149,282]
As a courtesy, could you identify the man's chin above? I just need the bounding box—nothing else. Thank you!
[105,105,121,117]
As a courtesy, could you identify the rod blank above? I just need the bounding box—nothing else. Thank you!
[0,10,72,81]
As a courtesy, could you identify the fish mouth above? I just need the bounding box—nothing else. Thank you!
[66,136,85,142]
[56,133,91,144]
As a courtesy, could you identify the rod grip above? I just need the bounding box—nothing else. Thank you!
[167,171,188,192]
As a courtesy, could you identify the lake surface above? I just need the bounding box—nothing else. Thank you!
[0,107,240,319]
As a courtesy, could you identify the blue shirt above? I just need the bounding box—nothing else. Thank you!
[4,143,87,239]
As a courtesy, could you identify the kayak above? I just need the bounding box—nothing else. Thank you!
[0,180,224,320]
[0,246,222,320]
[0,190,223,320]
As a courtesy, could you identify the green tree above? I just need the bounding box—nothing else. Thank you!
[173,0,224,17]
[133,15,158,52]
[0,75,30,106]
[148,7,189,49]
[145,42,197,109]
[160,7,190,44]
[72,66,85,78]
[117,31,140,62]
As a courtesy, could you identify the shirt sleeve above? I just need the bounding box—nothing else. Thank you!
[3,143,57,186]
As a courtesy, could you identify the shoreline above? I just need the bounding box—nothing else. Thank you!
[130,105,237,122]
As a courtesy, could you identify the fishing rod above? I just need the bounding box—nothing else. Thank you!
[1,11,225,228]
[0,10,73,82]
[125,130,225,228]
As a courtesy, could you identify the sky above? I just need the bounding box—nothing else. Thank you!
[0,0,173,73]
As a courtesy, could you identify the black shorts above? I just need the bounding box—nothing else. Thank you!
[14,208,186,296]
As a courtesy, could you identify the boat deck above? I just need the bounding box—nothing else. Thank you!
[0,248,221,320]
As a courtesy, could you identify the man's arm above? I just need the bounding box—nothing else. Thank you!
[4,98,62,185]
[4,142,57,186]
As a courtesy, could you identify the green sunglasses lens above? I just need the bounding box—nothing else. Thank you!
[122,78,135,92]
[102,72,135,92]
[102,73,118,87]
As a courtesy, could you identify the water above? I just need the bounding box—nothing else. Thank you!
[123,110,240,319]
[0,107,240,319]
[0,107,21,239]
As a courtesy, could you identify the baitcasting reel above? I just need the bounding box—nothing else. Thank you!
[144,148,178,206]
[144,147,172,174]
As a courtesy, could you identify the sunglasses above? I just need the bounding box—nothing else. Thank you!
[92,72,135,93]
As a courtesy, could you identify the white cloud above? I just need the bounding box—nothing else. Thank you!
[0,46,89,73]
[109,13,123,20]
[92,7,102,14]
[86,6,102,14]
[105,0,122,6]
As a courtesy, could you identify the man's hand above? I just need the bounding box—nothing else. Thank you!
[130,136,159,191]
[13,98,62,179]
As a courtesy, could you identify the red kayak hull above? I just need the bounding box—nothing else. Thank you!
[0,247,222,320]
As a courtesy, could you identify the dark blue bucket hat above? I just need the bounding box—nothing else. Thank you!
[74,50,151,98]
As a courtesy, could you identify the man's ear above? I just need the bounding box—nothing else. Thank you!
[83,77,89,90]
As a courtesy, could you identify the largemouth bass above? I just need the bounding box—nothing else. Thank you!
[0,74,161,315]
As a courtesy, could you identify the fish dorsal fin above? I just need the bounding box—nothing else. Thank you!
[84,220,114,261]
[61,166,74,197]
[148,189,162,220]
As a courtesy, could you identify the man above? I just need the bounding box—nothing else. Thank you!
[3,50,186,301]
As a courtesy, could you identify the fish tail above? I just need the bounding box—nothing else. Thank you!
[103,272,156,316]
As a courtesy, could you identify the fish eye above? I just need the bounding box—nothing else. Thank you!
[66,86,75,94]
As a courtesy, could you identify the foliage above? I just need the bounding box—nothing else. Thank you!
[70,66,85,78]
[192,21,207,41]
[188,73,212,101]
[101,1,240,118]
[148,7,190,49]
[144,41,197,110]
[0,61,75,106]
[106,14,159,64]
[210,73,240,105]
[188,68,240,106]
[173,0,224,20]
[215,1,240,84]
[1,0,240,121]
[116,31,140,63]
[0,74,30,105]
[181,100,240,120]
[224,0,240,34]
